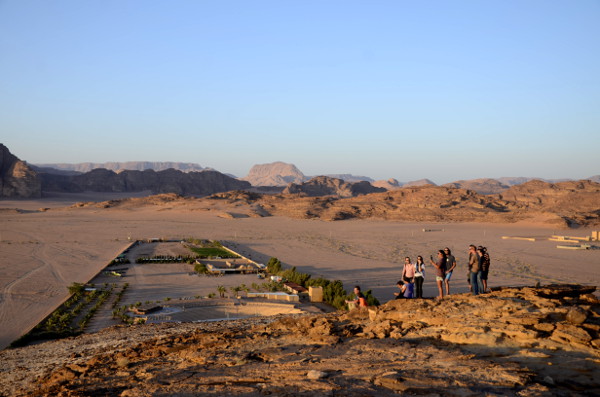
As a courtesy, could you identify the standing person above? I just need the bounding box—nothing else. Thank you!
[402,257,415,297]
[468,245,480,295]
[346,286,368,309]
[476,246,486,293]
[480,246,491,292]
[413,255,425,298]
[443,248,457,296]
[429,250,447,299]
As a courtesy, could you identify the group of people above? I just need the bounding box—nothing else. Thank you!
[394,245,491,300]
[346,245,492,310]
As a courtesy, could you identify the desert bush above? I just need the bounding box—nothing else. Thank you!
[266,257,282,274]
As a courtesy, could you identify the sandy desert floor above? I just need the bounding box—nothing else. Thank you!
[1,192,599,349]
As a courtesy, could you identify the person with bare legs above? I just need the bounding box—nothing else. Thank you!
[429,250,447,300]
[443,247,456,296]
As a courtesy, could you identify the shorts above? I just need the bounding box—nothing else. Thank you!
[436,276,444,282]
[481,269,489,280]
[445,271,453,281]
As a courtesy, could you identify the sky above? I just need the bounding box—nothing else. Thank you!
[1,1,599,184]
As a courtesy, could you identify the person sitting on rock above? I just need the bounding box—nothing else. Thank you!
[346,285,368,309]
[394,279,413,299]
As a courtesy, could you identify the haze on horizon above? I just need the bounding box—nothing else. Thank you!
[1,1,599,183]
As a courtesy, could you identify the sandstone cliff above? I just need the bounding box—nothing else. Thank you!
[1,284,598,396]
[0,144,41,198]
[283,176,386,198]
[241,162,306,186]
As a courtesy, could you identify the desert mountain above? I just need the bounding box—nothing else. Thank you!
[33,161,207,174]
[372,178,402,190]
[401,178,437,187]
[588,175,600,183]
[0,144,41,198]
[242,161,306,186]
[444,178,510,195]
[318,174,374,183]
[40,168,250,196]
[1,284,598,396]
[282,176,386,198]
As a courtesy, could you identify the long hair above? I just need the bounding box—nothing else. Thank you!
[438,249,447,260]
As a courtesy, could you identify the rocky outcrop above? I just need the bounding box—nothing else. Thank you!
[198,180,600,226]
[283,176,386,198]
[0,144,41,198]
[444,178,510,195]
[495,180,600,226]
[241,162,306,186]
[40,168,250,196]
[1,284,598,396]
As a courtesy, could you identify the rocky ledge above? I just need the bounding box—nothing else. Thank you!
[1,284,598,396]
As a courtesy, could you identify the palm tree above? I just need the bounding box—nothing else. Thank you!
[217,285,226,298]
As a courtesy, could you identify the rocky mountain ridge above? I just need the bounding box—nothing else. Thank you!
[40,168,250,196]
[1,284,598,396]
[282,176,386,198]
[0,144,41,198]
[33,161,207,174]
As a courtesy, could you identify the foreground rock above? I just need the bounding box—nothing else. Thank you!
[1,284,598,396]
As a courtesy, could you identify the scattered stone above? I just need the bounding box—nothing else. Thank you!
[566,306,587,325]
[551,323,592,344]
[543,375,555,385]
[306,370,328,380]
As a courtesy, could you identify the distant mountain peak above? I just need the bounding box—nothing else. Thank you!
[242,161,306,187]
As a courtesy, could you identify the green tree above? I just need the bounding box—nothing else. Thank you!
[266,257,282,274]
[217,285,226,298]
[364,289,380,307]
[194,262,208,274]
[67,282,85,296]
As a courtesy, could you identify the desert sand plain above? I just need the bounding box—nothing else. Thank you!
[1,192,599,350]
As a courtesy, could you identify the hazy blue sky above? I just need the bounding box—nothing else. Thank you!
[1,1,599,183]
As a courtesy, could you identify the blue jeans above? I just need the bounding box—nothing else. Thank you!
[470,271,480,295]
[476,271,484,293]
